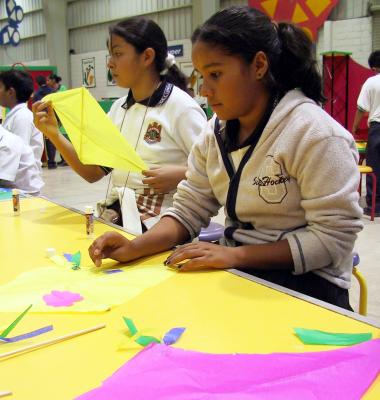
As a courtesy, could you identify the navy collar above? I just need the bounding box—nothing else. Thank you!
[121,79,174,110]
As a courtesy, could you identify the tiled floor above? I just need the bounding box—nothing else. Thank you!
[41,166,380,322]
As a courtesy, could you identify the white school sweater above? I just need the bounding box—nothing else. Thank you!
[104,82,207,224]
[0,125,44,194]
[164,89,363,289]
[3,103,44,168]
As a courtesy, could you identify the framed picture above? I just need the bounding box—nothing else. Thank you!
[106,55,116,86]
[82,57,96,88]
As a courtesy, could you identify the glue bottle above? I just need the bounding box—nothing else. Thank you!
[12,189,20,215]
[85,205,94,238]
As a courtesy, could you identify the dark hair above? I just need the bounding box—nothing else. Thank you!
[36,75,47,86]
[192,6,325,104]
[368,51,380,69]
[48,74,62,83]
[109,17,187,92]
[0,69,34,102]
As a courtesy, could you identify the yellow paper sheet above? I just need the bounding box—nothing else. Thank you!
[43,87,147,172]
[0,265,174,313]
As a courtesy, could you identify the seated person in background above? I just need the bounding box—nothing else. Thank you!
[88,7,363,311]
[0,125,44,195]
[0,70,44,169]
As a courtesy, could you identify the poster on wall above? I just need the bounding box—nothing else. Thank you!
[82,57,96,88]
[106,55,116,86]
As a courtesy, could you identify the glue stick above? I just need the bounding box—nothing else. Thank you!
[85,205,94,238]
[12,189,20,215]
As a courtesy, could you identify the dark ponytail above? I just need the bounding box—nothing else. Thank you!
[109,17,188,92]
[165,63,188,92]
[192,6,325,105]
[276,23,325,104]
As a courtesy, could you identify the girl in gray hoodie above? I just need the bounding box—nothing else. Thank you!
[88,6,363,310]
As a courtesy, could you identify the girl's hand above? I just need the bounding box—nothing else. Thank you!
[88,232,139,267]
[142,165,186,193]
[165,242,238,272]
[32,101,60,140]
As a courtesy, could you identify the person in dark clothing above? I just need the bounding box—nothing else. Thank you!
[33,75,53,103]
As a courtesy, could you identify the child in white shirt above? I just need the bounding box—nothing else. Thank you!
[0,70,44,168]
[0,125,43,194]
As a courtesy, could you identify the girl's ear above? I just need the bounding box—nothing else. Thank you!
[142,47,156,67]
[252,51,269,80]
[8,87,17,98]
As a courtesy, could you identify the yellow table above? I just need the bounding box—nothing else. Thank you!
[0,197,379,399]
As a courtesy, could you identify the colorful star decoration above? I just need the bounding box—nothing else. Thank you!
[248,0,339,40]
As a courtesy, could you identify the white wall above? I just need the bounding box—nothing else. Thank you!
[316,16,372,67]
[70,39,193,100]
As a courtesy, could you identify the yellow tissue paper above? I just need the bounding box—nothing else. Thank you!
[43,87,147,172]
[0,265,174,313]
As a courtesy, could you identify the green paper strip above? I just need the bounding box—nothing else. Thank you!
[1,304,33,338]
[123,317,138,336]
[294,328,372,346]
[135,335,161,347]
[71,251,81,267]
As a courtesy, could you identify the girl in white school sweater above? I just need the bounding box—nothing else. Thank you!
[33,17,206,233]
[89,7,363,310]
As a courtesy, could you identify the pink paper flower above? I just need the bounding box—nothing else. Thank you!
[43,290,83,307]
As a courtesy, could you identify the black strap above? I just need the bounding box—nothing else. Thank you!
[214,95,278,240]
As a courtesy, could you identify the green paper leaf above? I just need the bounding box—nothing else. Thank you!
[71,251,81,268]
[135,335,161,347]
[123,317,138,336]
[1,304,33,338]
[294,328,372,346]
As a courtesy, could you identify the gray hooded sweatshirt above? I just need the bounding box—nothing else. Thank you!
[163,89,363,289]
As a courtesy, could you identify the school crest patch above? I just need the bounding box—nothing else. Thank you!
[144,122,162,144]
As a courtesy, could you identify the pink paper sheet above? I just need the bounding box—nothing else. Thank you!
[77,339,380,400]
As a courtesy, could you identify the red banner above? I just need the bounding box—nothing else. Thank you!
[248,0,339,40]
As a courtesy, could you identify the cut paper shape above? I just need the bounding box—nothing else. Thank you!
[123,317,160,347]
[122,318,184,348]
[63,252,81,269]
[0,265,174,313]
[0,325,53,343]
[0,304,32,337]
[43,87,147,172]
[77,340,380,400]
[294,327,372,346]
[123,318,138,336]
[71,251,81,268]
[63,253,73,262]
[103,269,123,274]
[135,336,160,347]
[162,327,186,345]
[43,290,83,307]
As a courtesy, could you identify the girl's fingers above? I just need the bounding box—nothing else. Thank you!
[166,246,206,266]
[178,257,209,272]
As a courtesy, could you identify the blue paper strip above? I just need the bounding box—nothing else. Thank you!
[63,253,73,262]
[163,327,186,345]
[103,269,123,274]
[0,325,53,343]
